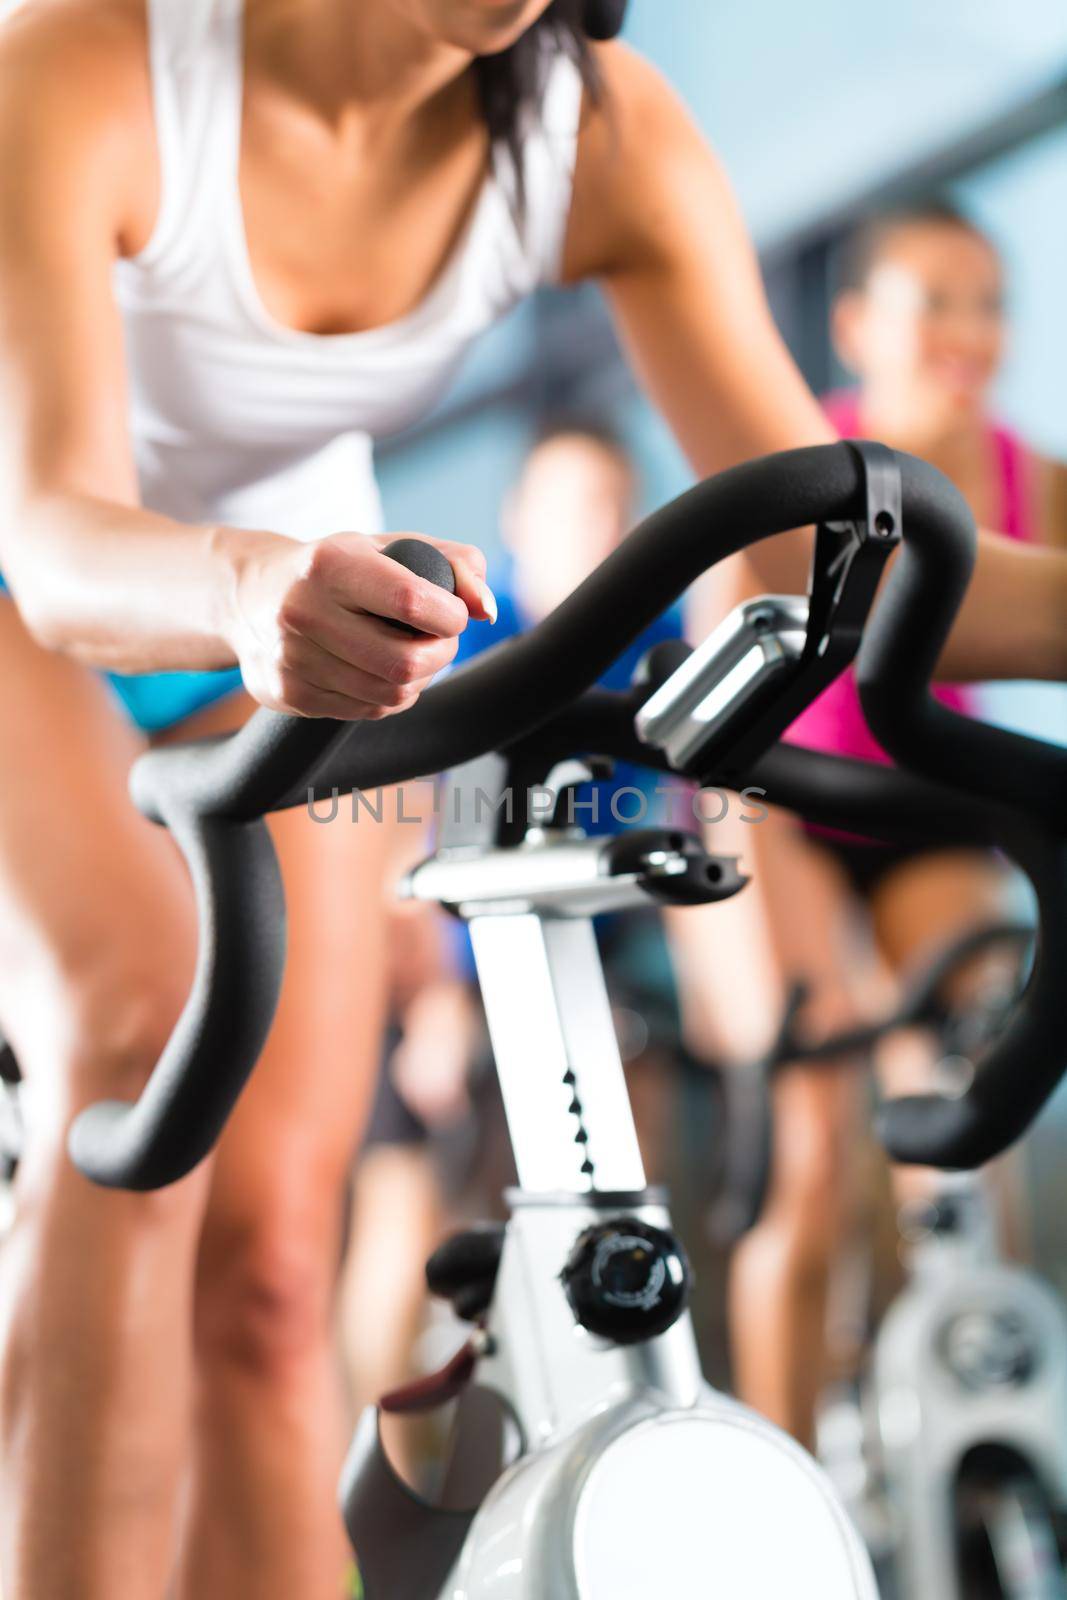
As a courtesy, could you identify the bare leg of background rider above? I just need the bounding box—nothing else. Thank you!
[339,816,459,1473]
[340,1140,443,1478]
[0,605,208,1600]
[177,715,398,1600]
[669,808,881,1447]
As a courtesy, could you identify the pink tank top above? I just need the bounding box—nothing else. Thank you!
[784,393,1036,765]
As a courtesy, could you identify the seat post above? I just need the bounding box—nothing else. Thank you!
[468,911,646,1195]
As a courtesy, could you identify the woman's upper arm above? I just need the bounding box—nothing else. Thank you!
[563,46,831,596]
[565,48,832,471]
[0,6,155,539]
[562,50,1066,684]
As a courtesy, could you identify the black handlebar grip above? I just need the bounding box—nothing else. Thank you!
[68,540,458,1191]
[378,538,456,635]
[380,537,457,596]
[854,462,1067,830]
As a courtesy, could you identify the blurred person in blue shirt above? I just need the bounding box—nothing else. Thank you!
[453,415,685,836]
[341,416,687,1438]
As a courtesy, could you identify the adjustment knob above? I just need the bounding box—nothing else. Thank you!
[560,1218,690,1345]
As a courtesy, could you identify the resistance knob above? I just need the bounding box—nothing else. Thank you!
[560,1218,690,1345]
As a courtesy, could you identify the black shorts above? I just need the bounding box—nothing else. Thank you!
[806,832,944,900]
[362,1031,429,1151]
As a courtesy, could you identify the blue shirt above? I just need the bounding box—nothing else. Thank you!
[453,569,684,834]
[445,573,685,980]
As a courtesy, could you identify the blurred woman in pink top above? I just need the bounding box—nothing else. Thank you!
[671,201,1067,1449]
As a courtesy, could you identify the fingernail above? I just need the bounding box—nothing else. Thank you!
[478,581,498,624]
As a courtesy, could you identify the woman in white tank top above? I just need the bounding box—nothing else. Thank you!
[0,4,1064,1598]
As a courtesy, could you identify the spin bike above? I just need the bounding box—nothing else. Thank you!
[57,443,1067,1598]
[728,922,1067,1599]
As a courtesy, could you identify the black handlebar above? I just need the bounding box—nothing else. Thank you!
[68,443,1067,1190]
[711,920,1038,1246]
[68,805,286,1187]
[768,922,1034,1069]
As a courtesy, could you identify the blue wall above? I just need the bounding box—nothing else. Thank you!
[625,0,1067,245]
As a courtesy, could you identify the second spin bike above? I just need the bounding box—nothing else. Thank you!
[20,442,1067,1597]
[718,921,1067,1599]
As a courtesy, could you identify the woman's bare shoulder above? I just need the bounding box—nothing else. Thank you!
[564,41,731,282]
[1,0,147,86]
[0,0,156,253]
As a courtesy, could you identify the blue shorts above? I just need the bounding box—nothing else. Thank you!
[0,578,244,735]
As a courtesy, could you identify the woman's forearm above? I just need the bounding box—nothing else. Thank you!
[3,488,485,721]
[705,528,1067,689]
[4,490,271,672]
[939,531,1067,684]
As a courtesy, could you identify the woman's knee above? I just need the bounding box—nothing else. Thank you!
[67,967,190,1103]
[6,935,192,1111]
[194,1195,344,1384]
[0,959,194,1231]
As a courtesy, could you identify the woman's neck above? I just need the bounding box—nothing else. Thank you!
[854,386,1002,520]
[248,0,476,128]
[854,386,990,469]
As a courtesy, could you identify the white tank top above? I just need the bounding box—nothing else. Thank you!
[111,0,584,541]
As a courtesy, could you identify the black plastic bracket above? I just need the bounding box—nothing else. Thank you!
[693,440,902,784]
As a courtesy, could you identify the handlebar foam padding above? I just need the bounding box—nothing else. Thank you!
[511,699,1067,1171]
[277,445,990,806]
[130,445,962,824]
[379,537,456,595]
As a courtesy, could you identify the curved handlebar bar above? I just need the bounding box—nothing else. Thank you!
[773,921,1034,1066]
[710,920,1037,1245]
[68,443,1067,1189]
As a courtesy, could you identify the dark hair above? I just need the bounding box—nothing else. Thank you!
[474,2,602,206]
[837,200,997,293]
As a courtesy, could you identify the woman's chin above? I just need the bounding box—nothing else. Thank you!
[919,384,987,429]
[433,0,545,54]
[946,387,987,420]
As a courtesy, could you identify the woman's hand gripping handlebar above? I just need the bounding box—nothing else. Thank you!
[67,444,1067,1190]
[67,540,458,1192]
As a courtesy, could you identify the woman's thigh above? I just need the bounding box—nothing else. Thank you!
[0,602,199,1127]
[193,763,401,1337]
[754,819,880,1205]
[870,848,1009,974]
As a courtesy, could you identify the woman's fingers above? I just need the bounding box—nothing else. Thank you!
[234,529,491,719]
[369,533,497,623]
[277,631,441,715]
[430,537,497,622]
[452,555,498,624]
[311,536,466,637]
[285,604,460,687]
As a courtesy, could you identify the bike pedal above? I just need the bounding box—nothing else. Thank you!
[425,1224,505,1322]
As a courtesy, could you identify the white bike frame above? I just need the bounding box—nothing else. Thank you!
[341,818,878,1600]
